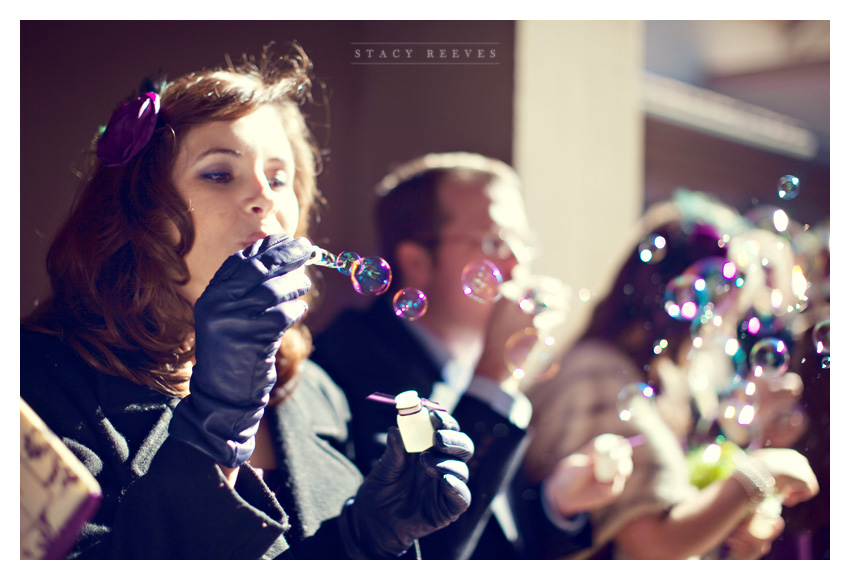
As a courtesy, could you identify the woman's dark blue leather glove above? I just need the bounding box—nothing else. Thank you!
[338,410,474,558]
[169,234,313,468]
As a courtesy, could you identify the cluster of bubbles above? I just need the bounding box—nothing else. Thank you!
[306,246,393,295]
[663,257,745,321]
[616,175,829,450]
[459,259,570,382]
[305,245,431,322]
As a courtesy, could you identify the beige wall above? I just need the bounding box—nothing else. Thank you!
[514,21,646,348]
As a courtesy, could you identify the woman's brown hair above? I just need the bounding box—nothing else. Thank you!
[25,43,325,398]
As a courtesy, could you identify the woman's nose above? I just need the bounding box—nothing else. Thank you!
[248,173,275,216]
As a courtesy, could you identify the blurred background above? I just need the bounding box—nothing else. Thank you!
[20,20,829,337]
[18,19,831,561]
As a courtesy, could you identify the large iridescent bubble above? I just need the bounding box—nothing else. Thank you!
[393,287,428,320]
[351,256,392,295]
[461,260,503,303]
[749,337,790,378]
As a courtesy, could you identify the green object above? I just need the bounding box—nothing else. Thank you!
[687,440,741,489]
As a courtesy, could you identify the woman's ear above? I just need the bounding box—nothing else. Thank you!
[394,241,434,290]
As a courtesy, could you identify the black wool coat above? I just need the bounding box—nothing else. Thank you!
[20,328,363,559]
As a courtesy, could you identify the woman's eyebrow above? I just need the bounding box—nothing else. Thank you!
[191,147,242,165]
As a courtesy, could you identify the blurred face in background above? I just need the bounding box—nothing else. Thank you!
[426,175,530,333]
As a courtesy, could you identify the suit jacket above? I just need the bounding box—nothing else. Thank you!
[311,297,592,559]
[20,327,362,559]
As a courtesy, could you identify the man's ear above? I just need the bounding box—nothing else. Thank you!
[395,241,434,290]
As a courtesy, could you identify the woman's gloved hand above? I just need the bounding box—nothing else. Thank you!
[339,410,474,558]
[169,234,313,468]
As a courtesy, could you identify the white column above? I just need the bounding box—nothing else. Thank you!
[514,20,646,347]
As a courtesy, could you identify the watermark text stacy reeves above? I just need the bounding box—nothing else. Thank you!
[352,43,499,65]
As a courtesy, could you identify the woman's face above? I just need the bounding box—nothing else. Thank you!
[170,105,300,303]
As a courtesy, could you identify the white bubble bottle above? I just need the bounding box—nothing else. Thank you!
[395,390,434,453]
[592,433,633,483]
[748,494,783,539]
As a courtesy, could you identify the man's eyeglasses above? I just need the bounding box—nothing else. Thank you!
[439,228,539,262]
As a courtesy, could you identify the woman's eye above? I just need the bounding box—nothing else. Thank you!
[201,171,233,184]
[269,170,289,189]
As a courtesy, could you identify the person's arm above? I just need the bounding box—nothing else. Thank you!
[543,437,632,517]
[614,448,817,559]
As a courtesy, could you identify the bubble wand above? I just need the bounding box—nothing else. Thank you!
[304,245,392,296]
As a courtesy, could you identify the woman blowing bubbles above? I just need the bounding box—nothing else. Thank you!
[20,43,473,559]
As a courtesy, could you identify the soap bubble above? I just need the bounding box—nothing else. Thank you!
[664,274,706,320]
[638,234,668,264]
[351,256,392,295]
[617,383,656,422]
[335,250,363,275]
[813,319,830,354]
[461,260,503,303]
[716,375,758,446]
[683,257,745,305]
[777,175,800,200]
[504,327,560,381]
[393,287,428,320]
[749,337,790,378]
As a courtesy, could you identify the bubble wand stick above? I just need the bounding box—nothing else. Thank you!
[304,245,393,295]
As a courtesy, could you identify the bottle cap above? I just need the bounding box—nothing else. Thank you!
[395,390,422,413]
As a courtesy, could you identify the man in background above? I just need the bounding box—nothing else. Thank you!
[312,153,626,558]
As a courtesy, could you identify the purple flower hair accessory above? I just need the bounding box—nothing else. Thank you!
[96,91,161,167]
